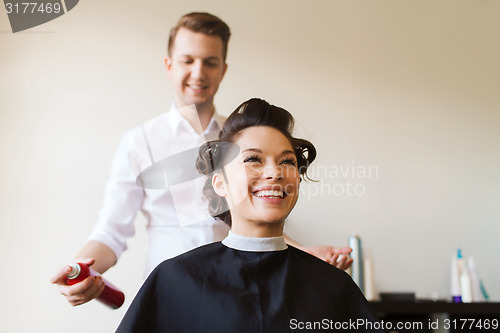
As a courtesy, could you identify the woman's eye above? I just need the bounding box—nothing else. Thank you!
[243,156,261,163]
[281,158,297,166]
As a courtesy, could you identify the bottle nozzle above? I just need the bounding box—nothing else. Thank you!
[66,263,81,279]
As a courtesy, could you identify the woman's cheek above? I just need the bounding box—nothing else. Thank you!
[229,171,253,208]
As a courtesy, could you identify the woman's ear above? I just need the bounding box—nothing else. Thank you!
[212,172,227,197]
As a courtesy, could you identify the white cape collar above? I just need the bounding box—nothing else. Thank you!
[222,231,288,252]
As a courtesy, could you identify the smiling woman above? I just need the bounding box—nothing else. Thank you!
[116,98,382,333]
[197,98,316,233]
[214,126,301,236]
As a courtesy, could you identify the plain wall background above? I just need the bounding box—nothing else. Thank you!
[1,0,499,332]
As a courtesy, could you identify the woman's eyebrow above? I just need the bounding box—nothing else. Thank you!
[241,148,295,157]
[280,150,295,157]
[241,148,262,154]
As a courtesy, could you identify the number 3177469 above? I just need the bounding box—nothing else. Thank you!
[5,2,62,14]
[444,318,499,331]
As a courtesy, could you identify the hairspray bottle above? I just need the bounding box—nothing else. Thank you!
[65,263,125,309]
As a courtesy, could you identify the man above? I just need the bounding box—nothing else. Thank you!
[51,12,352,307]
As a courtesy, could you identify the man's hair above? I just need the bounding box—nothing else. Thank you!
[168,12,231,62]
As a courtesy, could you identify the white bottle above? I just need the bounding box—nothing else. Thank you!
[349,235,364,294]
[467,257,485,302]
[457,249,472,303]
[451,253,461,303]
[363,258,376,301]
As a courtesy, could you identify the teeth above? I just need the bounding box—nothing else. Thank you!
[254,190,284,198]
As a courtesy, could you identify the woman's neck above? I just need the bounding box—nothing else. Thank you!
[230,219,284,238]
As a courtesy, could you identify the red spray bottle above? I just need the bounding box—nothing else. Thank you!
[65,262,125,309]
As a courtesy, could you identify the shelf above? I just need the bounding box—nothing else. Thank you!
[369,301,500,315]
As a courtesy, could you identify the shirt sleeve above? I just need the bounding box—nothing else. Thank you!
[87,131,144,260]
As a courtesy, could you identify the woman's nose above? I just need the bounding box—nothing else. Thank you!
[263,164,283,180]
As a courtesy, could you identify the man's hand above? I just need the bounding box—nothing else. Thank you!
[50,258,105,306]
[304,246,353,270]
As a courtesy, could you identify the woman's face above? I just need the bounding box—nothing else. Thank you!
[213,126,300,234]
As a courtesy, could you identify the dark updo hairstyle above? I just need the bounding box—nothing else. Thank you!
[196,98,317,227]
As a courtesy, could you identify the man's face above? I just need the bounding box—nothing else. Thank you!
[166,28,227,111]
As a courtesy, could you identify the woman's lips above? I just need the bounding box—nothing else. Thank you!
[252,189,288,205]
[253,190,285,198]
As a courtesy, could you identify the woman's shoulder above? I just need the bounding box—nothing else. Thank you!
[288,246,353,281]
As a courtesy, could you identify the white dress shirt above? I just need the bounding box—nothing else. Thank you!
[88,104,230,276]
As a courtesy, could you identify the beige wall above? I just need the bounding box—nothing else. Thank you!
[1,1,499,332]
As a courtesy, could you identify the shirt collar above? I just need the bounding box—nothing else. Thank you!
[167,103,224,136]
[222,231,288,252]
[211,112,225,132]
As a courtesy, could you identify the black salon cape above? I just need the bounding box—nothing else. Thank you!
[116,243,382,333]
